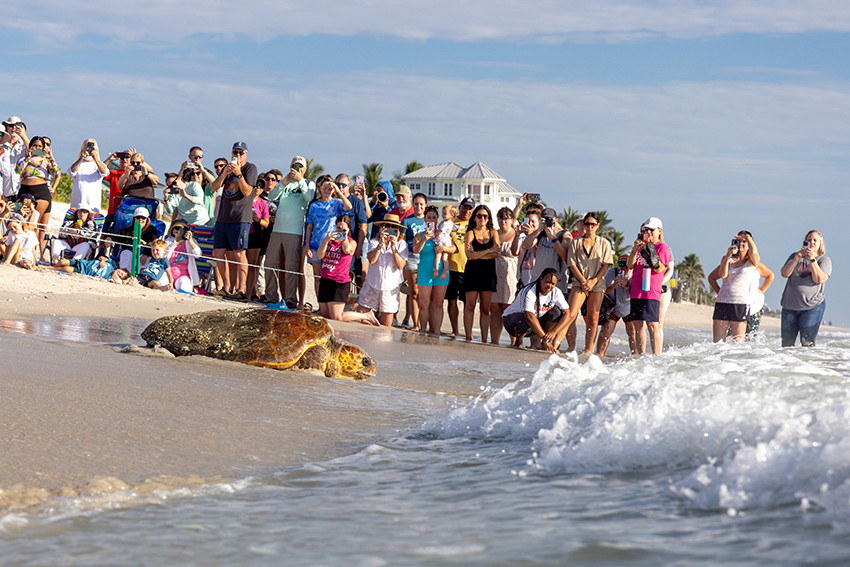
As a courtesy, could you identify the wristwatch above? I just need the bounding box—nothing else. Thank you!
[236,174,243,179]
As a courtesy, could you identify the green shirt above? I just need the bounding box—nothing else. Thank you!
[267,179,316,235]
[164,181,210,226]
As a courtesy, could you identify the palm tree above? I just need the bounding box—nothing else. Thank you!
[362,162,383,196]
[676,253,705,303]
[391,160,424,190]
[606,229,627,258]
[592,210,627,257]
[304,158,324,182]
[558,207,582,231]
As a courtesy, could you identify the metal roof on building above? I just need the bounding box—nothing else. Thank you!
[403,161,506,182]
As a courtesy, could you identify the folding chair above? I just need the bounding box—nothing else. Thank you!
[189,225,216,292]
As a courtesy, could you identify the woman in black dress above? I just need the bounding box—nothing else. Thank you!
[463,204,499,342]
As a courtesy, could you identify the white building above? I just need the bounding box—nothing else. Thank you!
[402,161,521,211]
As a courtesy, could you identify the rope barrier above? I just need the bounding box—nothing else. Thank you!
[35,217,332,280]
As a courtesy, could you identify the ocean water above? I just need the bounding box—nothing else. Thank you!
[3,327,850,566]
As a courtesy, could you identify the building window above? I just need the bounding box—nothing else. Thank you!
[484,184,491,195]
[468,184,480,196]
[410,183,421,193]
[427,182,436,196]
[443,182,453,197]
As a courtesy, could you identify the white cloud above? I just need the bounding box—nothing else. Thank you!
[5,0,850,49]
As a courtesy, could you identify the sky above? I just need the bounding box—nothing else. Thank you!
[3,1,849,326]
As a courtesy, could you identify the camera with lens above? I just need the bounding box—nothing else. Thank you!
[116,151,131,159]
[376,191,388,204]
[86,142,95,155]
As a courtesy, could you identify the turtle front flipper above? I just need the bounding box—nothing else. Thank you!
[296,344,330,374]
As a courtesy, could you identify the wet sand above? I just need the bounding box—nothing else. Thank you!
[0,263,831,516]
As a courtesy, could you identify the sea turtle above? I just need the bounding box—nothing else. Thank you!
[140,308,376,380]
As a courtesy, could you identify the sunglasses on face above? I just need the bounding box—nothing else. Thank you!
[232,150,245,155]
[190,154,203,159]
[215,163,226,168]
[476,214,489,219]
[131,161,143,165]
[584,222,598,228]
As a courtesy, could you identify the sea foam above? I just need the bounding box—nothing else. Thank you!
[428,334,850,519]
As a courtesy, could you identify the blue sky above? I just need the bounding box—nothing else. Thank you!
[3,1,849,326]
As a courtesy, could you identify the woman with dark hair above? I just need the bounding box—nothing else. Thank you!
[779,230,831,347]
[490,206,519,344]
[413,205,456,334]
[16,136,61,255]
[563,211,614,353]
[246,179,271,302]
[318,214,379,325]
[501,267,570,352]
[462,204,499,342]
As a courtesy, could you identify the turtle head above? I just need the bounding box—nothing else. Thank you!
[333,342,376,380]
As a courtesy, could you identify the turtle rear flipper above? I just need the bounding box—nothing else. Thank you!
[640,243,660,270]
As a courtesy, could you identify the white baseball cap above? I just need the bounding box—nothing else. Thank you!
[644,217,663,230]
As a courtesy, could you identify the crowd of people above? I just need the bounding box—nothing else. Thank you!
[0,116,833,353]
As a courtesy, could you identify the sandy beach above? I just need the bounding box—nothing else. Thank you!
[0,261,832,517]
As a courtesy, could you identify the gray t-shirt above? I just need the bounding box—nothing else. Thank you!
[604,267,631,318]
[780,253,832,311]
[218,162,258,224]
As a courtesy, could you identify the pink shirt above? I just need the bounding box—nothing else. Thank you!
[630,241,672,301]
[249,197,270,234]
[321,238,354,283]
[169,240,193,281]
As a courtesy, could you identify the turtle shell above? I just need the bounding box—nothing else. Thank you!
[142,308,333,370]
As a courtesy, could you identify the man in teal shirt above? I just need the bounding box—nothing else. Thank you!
[263,155,315,308]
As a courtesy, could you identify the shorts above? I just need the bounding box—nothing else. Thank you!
[357,281,400,314]
[136,273,153,286]
[318,278,351,304]
[404,252,420,272]
[713,302,748,322]
[25,182,52,214]
[247,225,265,250]
[445,271,465,302]
[213,222,250,250]
[502,306,564,338]
[607,313,633,324]
[629,298,660,322]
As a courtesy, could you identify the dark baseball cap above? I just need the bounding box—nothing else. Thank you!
[232,141,248,152]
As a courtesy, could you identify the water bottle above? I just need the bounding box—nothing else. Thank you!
[642,266,651,292]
